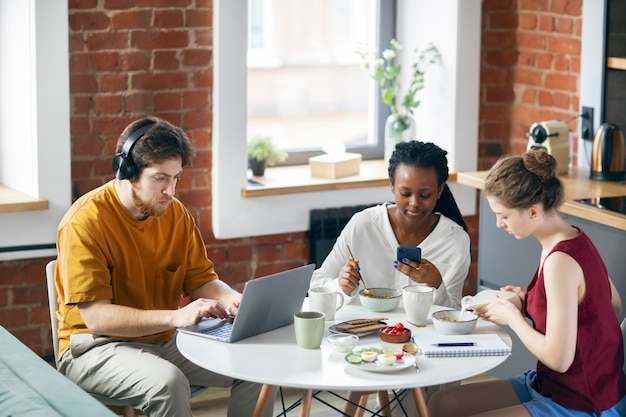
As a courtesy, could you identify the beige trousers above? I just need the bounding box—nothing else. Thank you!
[59,334,272,417]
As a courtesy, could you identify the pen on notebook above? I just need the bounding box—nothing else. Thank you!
[432,342,476,347]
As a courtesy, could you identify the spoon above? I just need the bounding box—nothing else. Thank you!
[346,245,372,296]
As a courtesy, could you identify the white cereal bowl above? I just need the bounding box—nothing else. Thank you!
[326,334,359,353]
[358,288,402,312]
[432,310,478,335]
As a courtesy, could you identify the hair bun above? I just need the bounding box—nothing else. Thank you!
[522,149,557,181]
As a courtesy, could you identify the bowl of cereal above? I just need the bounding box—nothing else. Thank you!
[358,288,402,312]
[431,310,478,335]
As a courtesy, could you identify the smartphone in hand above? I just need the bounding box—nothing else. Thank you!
[397,245,421,263]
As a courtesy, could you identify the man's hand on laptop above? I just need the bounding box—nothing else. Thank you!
[175,298,231,327]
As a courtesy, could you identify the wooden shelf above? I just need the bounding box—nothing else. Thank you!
[607,57,626,71]
[0,185,48,213]
[457,168,626,232]
[241,159,457,198]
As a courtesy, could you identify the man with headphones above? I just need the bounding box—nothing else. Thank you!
[53,117,271,417]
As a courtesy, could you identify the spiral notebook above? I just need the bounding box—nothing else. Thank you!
[414,334,511,357]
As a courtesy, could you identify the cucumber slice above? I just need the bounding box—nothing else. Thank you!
[346,353,363,364]
[381,347,396,355]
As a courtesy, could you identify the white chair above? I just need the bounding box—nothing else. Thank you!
[47,260,136,417]
[46,260,206,417]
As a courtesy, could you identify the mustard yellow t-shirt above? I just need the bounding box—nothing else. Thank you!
[55,180,218,357]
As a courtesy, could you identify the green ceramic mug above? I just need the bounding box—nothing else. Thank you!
[294,311,325,349]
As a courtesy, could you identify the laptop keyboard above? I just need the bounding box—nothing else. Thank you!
[200,321,233,338]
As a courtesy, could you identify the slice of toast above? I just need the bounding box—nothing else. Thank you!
[334,318,388,333]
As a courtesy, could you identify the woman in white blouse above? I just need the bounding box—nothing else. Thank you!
[310,140,470,309]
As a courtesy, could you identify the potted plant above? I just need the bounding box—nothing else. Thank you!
[247,135,287,176]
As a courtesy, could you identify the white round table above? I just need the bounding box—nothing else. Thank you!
[177,301,511,416]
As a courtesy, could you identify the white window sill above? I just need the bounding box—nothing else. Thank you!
[242,160,458,198]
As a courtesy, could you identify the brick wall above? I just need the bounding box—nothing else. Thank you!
[0,0,582,357]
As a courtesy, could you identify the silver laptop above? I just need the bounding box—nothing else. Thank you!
[177,264,315,343]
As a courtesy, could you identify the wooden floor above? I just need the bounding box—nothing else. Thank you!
[108,374,497,416]
[185,373,497,417]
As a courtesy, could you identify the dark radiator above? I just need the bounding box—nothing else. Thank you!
[309,204,377,267]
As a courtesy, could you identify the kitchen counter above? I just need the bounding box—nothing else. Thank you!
[458,168,626,232]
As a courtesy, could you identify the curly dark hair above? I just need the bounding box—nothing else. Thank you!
[388,141,467,231]
[115,116,196,179]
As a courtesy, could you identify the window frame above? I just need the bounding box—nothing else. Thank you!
[244,0,396,165]
[0,0,71,260]
[212,0,481,239]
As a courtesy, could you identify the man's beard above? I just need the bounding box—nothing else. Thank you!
[131,187,171,218]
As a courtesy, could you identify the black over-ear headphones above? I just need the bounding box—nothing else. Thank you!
[112,121,157,180]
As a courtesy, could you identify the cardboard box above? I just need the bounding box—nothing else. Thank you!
[309,153,362,179]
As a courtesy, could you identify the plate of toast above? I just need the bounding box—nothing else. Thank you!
[329,318,388,336]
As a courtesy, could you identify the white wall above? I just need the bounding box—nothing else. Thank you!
[578,0,607,168]
[0,0,71,260]
[212,0,482,239]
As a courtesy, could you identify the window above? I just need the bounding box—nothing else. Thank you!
[246,0,393,164]
[214,0,482,239]
[0,0,71,260]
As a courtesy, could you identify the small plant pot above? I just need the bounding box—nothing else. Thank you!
[249,159,267,176]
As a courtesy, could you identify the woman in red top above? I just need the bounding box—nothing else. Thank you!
[428,149,626,417]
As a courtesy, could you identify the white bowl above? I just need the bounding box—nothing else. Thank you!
[358,288,402,312]
[326,334,359,353]
[432,310,478,335]
[470,290,521,310]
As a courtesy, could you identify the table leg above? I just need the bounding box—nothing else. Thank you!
[412,387,429,417]
[298,389,313,417]
[253,384,277,417]
[342,391,365,416]
[377,391,392,416]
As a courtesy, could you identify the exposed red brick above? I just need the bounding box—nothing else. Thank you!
[125,92,155,113]
[132,31,189,50]
[154,92,182,111]
[99,73,129,92]
[183,49,210,67]
[544,73,578,92]
[520,0,550,12]
[131,72,189,90]
[86,32,129,51]
[186,9,212,28]
[70,0,98,9]
[183,90,209,109]
[194,29,213,46]
[154,50,181,70]
[70,74,98,94]
[110,10,152,30]
[154,10,185,28]
[93,94,123,114]
[120,51,152,71]
[91,52,121,71]
[70,53,90,73]
[69,12,110,31]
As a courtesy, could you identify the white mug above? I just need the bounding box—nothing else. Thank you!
[402,285,434,326]
[308,287,344,321]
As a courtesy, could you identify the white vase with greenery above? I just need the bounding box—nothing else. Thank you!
[357,39,440,162]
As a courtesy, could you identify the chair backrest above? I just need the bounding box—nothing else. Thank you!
[44,258,204,415]
[46,259,60,368]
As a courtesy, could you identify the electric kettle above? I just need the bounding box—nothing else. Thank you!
[590,123,625,181]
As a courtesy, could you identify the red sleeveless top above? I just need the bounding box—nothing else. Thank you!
[525,228,626,412]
